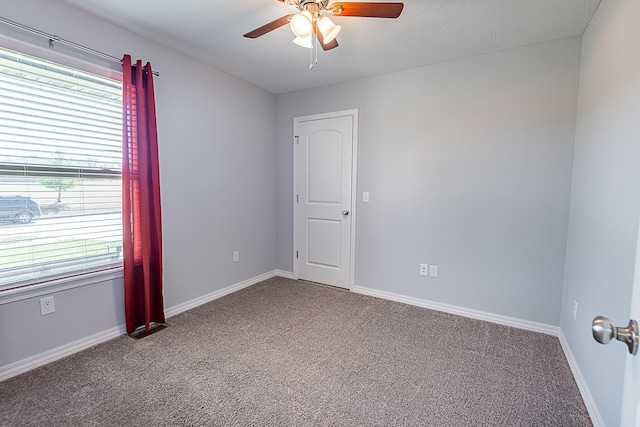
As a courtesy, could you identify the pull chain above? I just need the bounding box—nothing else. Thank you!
[315,29,318,65]
[309,21,316,70]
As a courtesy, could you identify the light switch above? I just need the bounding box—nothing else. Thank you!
[363,192,370,203]
[429,265,438,278]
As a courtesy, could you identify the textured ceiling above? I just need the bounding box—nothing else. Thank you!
[59,0,601,94]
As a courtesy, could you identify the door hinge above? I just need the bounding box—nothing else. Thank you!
[295,135,299,145]
[296,194,299,203]
[296,251,299,259]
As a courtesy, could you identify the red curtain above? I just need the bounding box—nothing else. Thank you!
[121,54,165,335]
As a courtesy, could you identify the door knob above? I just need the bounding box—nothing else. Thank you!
[592,316,639,355]
[342,210,350,216]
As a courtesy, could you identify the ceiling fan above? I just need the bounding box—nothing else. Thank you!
[243,1,404,52]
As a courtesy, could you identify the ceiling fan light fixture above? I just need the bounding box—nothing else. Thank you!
[290,10,313,38]
[317,16,341,44]
[243,1,405,60]
[293,34,313,49]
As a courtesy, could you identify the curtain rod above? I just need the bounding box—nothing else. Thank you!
[0,16,159,76]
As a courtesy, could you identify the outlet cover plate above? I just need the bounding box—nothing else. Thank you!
[429,265,439,278]
[420,264,428,276]
[40,296,55,315]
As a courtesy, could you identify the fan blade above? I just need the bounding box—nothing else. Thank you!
[314,26,339,51]
[330,2,404,18]
[243,15,294,38]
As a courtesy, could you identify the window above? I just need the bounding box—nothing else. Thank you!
[0,46,123,290]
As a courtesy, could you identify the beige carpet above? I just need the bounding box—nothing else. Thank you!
[0,276,591,426]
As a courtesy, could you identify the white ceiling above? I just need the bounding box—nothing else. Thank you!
[59,0,601,94]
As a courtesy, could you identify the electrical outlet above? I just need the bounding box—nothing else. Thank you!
[419,264,429,276]
[233,251,239,263]
[429,265,438,278]
[40,296,55,316]
[572,300,578,320]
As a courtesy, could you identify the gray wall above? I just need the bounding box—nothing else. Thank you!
[3,3,635,424]
[0,0,277,367]
[277,37,581,326]
[560,0,640,425]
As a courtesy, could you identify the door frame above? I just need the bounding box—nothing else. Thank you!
[292,109,359,290]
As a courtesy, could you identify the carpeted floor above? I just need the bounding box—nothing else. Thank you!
[0,276,591,426]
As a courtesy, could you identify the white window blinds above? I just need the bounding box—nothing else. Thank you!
[0,46,123,290]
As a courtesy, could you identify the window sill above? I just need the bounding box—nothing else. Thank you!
[0,267,124,305]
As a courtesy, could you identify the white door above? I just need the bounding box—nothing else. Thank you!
[294,110,357,289]
[621,219,640,426]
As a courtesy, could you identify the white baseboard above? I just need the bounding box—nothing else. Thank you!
[164,270,282,318]
[274,269,294,279]
[351,285,560,336]
[0,325,126,382]
[1,270,287,382]
[558,330,604,427]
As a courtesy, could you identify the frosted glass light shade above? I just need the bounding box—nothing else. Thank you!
[293,34,313,49]
[290,11,313,37]
[317,16,341,43]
